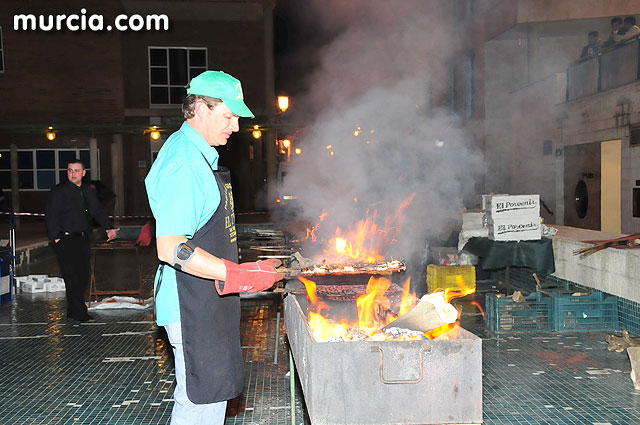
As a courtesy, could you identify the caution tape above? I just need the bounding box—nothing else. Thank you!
[0,211,152,219]
[0,211,265,218]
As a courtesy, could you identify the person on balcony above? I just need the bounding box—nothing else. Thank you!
[603,17,623,48]
[580,31,602,59]
[614,16,640,42]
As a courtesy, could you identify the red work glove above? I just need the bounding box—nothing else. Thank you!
[136,222,153,247]
[215,259,285,295]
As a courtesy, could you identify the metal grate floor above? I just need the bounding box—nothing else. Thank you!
[1,277,639,424]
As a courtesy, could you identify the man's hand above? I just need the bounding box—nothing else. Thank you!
[216,259,285,295]
[106,228,120,241]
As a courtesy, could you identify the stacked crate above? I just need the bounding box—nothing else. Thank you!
[485,194,541,241]
[427,264,476,293]
[485,290,619,332]
[485,292,553,332]
[549,291,618,332]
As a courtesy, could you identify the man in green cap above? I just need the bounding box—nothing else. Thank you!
[145,70,284,425]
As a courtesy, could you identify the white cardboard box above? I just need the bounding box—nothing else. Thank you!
[462,212,486,230]
[489,217,542,241]
[487,194,540,219]
[45,278,66,292]
[22,279,47,293]
[482,194,508,210]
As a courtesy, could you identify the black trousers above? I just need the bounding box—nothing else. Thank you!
[53,235,91,319]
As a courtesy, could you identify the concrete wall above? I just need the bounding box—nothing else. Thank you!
[553,232,640,304]
[517,0,640,23]
[481,16,618,208]
[562,82,640,234]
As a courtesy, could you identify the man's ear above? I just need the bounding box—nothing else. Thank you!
[194,100,208,119]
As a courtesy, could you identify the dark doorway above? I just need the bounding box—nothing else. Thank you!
[563,142,601,230]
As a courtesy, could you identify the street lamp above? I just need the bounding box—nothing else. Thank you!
[277,95,289,113]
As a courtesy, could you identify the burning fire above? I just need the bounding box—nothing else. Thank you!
[307,194,416,264]
[300,273,474,342]
[424,275,475,339]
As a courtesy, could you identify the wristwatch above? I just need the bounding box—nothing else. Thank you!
[174,241,196,270]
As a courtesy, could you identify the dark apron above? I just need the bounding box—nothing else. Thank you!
[173,166,242,404]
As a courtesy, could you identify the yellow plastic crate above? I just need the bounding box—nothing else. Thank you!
[427,264,476,293]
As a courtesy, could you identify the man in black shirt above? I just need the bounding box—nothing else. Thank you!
[45,159,119,321]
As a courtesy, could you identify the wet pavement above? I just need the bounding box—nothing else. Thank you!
[1,223,640,424]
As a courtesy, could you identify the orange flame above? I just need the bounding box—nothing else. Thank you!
[425,274,476,340]
[356,276,391,334]
[399,277,417,316]
[299,276,420,342]
[298,276,318,305]
[322,194,415,264]
[470,300,485,321]
[304,212,328,242]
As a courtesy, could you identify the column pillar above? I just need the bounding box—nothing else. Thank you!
[111,134,125,217]
[89,137,99,180]
[264,0,277,197]
[10,139,20,229]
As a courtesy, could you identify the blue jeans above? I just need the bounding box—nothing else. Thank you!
[165,321,227,425]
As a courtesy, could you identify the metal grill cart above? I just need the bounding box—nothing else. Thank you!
[89,240,144,306]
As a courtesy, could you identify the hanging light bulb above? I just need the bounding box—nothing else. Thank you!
[150,126,161,140]
[252,125,262,139]
[46,126,56,141]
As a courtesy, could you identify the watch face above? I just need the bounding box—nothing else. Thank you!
[178,244,194,260]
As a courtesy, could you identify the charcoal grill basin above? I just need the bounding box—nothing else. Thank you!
[284,293,483,425]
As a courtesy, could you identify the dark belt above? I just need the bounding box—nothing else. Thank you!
[62,231,87,237]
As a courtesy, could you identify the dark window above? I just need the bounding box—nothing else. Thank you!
[37,171,56,190]
[170,87,187,105]
[634,188,640,218]
[36,150,55,169]
[169,49,188,85]
[0,151,10,170]
[630,125,640,146]
[190,68,206,80]
[149,48,167,66]
[189,49,206,67]
[15,149,97,191]
[150,87,169,104]
[0,26,4,73]
[150,67,168,85]
[149,47,207,105]
[58,150,77,168]
[19,171,33,189]
[0,171,10,190]
[79,150,90,168]
[17,151,33,169]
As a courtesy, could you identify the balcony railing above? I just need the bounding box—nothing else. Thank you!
[567,37,640,101]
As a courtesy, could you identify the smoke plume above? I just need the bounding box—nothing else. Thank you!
[276,0,485,262]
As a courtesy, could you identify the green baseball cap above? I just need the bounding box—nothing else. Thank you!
[186,70,255,118]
